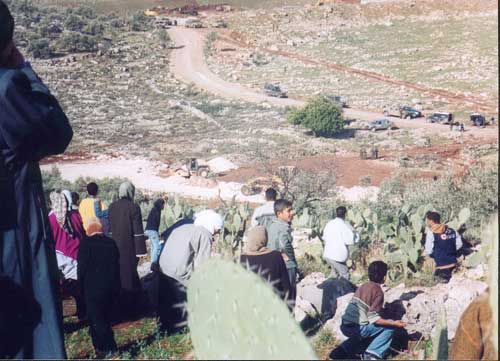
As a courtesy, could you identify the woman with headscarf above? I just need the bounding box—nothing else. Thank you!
[157,209,224,333]
[108,181,147,320]
[240,226,292,306]
[48,191,86,319]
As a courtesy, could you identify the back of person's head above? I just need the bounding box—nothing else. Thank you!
[265,188,277,201]
[0,1,14,55]
[154,198,165,209]
[426,211,441,224]
[194,209,224,235]
[368,261,388,284]
[71,192,80,205]
[274,199,292,215]
[336,206,347,219]
[86,182,98,196]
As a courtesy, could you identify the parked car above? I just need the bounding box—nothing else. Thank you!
[263,83,287,98]
[384,105,423,119]
[470,112,486,126]
[212,19,228,28]
[154,16,176,28]
[367,118,394,131]
[323,94,348,108]
[426,112,453,124]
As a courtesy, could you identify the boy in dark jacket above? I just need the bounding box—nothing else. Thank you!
[424,211,462,283]
[78,219,120,356]
[145,198,166,264]
[330,261,406,360]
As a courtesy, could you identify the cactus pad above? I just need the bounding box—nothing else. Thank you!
[187,259,318,360]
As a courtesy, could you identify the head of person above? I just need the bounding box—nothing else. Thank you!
[86,182,98,197]
[61,190,73,210]
[243,226,270,255]
[336,206,347,220]
[71,192,80,206]
[86,218,104,237]
[0,1,14,67]
[425,211,441,227]
[154,198,165,210]
[274,199,293,223]
[265,188,277,202]
[49,191,68,225]
[194,209,224,236]
[118,181,135,200]
[368,261,388,284]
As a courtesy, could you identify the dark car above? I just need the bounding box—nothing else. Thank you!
[426,112,453,124]
[399,106,423,119]
[470,113,486,126]
[263,83,287,98]
[324,95,348,108]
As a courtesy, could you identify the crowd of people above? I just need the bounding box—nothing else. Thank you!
[0,1,496,359]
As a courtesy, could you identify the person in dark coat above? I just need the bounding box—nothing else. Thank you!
[145,198,166,264]
[240,226,292,307]
[108,181,147,320]
[77,219,120,356]
[0,2,72,358]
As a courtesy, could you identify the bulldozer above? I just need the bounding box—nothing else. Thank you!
[174,158,210,178]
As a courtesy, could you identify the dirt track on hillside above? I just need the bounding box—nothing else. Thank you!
[168,27,498,140]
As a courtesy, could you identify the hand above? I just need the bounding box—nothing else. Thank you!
[394,320,407,328]
[282,253,289,262]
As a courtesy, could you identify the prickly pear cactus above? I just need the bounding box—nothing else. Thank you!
[187,259,318,360]
[432,305,448,361]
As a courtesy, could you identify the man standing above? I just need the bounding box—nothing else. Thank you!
[0,1,72,357]
[145,198,166,264]
[251,187,277,227]
[267,199,297,305]
[79,182,106,231]
[322,206,360,280]
[424,211,462,283]
[108,181,147,320]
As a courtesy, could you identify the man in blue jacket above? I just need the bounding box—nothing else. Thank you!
[0,1,72,358]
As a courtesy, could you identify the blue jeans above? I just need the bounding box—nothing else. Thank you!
[339,322,395,358]
[145,230,161,263]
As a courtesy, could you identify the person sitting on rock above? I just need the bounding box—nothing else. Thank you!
[329,261,406,360]
[240,226,292,307]
[424,211,462,284]
[322,206,359,280]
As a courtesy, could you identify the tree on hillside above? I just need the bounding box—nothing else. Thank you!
[288,96,345,137]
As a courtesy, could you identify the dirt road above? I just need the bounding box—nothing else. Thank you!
[168,27,498,139]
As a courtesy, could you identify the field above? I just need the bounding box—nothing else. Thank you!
[6,0,498,359]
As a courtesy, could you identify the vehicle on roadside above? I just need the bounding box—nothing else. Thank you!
[211,19,228,28]
[426,112,453,124]
[383,105,423,119]
[174,158,210,178]
[367,118,394,131]
[185,18,203,28]
[154,16,176,28]
[470,112,486,126]
[263,83,288,98]
[323,94,348,108]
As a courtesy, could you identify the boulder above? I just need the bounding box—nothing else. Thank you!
[323,277,488,341]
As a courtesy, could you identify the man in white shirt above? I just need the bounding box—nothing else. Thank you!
[322,206,360,280]
[251,188,277,227]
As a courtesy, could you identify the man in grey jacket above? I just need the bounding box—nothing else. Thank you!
[266,199,297,306]
[158,209,223,333]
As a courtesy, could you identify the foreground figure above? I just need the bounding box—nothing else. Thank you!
[78,220,120,356]
[0,1,72,357]
[145,198,166,264]
[330,261,406,360]
[158,210,224,333]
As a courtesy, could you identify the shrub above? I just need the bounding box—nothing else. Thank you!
[288,96,344,137]
[27,37,53,58]
[83,20,105,36]
[57,32,97,53]
[129,12,152,31]
[64,14,87,32]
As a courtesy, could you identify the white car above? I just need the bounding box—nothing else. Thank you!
[367,118,394,131]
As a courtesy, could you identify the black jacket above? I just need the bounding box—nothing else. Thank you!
[145,199,164,232]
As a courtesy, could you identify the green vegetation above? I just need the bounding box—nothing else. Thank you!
[288,97,345,137]
[187,258,318,359]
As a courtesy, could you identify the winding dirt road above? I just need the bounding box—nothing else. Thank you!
[168,27,498,139]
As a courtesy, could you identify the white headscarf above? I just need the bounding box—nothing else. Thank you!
[194,209,224,235]
[62,189,72,210]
